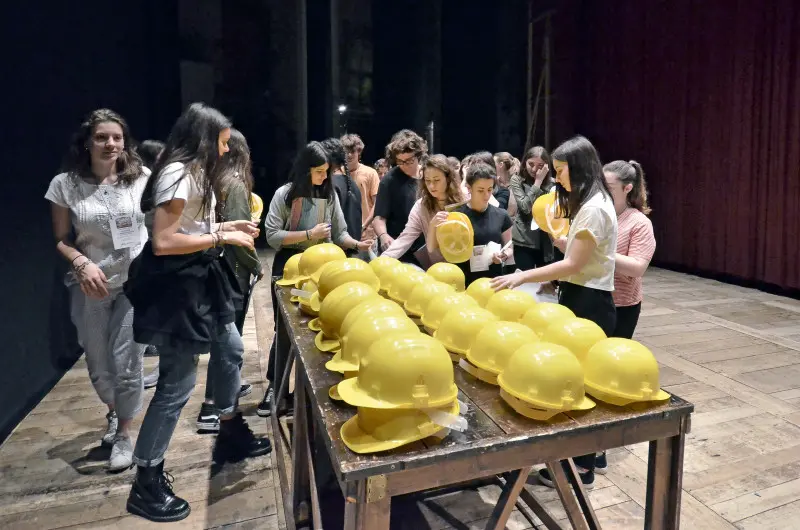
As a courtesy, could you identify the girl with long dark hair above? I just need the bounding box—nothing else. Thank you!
[123,103,271,523]
[258,141,371,417]
[491,135,618,488]
[45,109,148,473]
[192,128,263,432]
[509,145,557,270]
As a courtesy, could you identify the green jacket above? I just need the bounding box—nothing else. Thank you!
[220,179,263,292]
[509,174,555,260]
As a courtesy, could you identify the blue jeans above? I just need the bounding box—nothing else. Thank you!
[132,322,244,467]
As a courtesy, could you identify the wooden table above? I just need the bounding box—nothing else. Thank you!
[269,283,694,530]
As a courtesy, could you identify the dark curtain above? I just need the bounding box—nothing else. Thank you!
[569,0,800,290]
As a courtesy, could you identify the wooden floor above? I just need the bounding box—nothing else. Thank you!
[2,266,800,529]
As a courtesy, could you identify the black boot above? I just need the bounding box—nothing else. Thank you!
[213,412,272,464]
[126,461,191,522]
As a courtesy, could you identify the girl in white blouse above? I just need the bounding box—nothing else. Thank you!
[45,109,149,472]
[491,135,618,489]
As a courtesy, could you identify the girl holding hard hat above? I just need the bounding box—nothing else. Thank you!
[508,146,557,271]
[382,154,464,266]
[432,162,513,287]
[491,135,617,489]
[259,142,372,417]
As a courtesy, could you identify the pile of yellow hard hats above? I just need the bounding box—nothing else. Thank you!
[338,333,463,453]
[272,249,672,450]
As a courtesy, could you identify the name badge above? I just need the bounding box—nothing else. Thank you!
[109,214,142,250]
[469,245,489,272]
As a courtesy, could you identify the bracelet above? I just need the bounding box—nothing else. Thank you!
[71,254,86,266]
[376,233,386,240]
[306,229,310,240]
[74,260,91,277]
[211,232,219,248]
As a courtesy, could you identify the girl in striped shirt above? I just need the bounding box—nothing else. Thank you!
[602,160,656,339]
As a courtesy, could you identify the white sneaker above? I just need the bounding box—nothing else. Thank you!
[143,367,159,389]
[109,434,134,472]
[102,411,118,447]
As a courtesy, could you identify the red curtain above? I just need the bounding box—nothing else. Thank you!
[554,0,800,289]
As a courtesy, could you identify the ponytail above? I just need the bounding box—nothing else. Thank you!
[627,160,651,214]
[602,159,651,215]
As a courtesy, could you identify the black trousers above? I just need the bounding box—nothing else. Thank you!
[266,248,302,385]
[558,282,617,472]
[612,303,642,339]
[513,245,548,271]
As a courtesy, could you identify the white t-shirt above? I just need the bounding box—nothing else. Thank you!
[45,169,150,289]
[562,191,618,291]
[153,162,216,235]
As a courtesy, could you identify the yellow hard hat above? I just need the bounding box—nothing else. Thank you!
[314,282,381,352]
[433,307,498,359]
[296,243,347,284]
[485,290,537,322]
[276,253,303,287]
[532,191,570,238]
[584,338,671,406]
[427,262,466,292]
[337,333,458,409]
[326,317,420,373]
[520,303,576,337]
[340,400,458,454]
[388,268,431,304]
[464,277,500,307]
[436,212,474,263]
[379,262,415,299]
[369,256,403,294]
[250,192,264,222]
[420,292,479,333]
[404,281,454,317]
[297,280,320,317]
[338,298,409,342]
[540,317,607,364]
[465,321,539,384]
[309,258,380,313]
[498,342,595,420]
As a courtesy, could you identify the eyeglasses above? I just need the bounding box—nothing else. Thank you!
[396,155,418,167]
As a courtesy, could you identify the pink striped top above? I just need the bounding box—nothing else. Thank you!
[613,208,656,307]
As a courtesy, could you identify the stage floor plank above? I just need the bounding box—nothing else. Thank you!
[2,263,799,529]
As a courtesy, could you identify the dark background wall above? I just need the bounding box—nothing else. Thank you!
[548,0,800,292]
[0,2,181,442]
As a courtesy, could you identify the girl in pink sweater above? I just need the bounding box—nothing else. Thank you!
[382,154,464,268]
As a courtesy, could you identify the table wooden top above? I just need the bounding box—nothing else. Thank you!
[275,285,694,483]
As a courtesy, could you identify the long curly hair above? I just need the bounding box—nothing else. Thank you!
[62,108,144,186]
[419,154,463,214]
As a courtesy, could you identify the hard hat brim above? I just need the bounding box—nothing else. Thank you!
[337,377,459,409]
[340,401,457,454]
[314,331,340,353]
